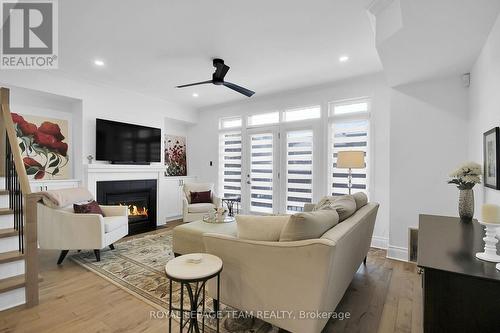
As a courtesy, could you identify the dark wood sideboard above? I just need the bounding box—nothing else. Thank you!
[418,214,500,333]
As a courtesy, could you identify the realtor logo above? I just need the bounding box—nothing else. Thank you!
[1,0,58,69]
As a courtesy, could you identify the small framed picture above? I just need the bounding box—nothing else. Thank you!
[484,127,500,189]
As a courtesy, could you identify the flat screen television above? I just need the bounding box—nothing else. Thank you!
[96,119,161,163]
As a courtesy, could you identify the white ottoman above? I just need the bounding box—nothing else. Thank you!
[172,220,237,255]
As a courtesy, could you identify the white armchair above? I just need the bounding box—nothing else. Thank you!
[182,183,221,222]
[37,203,129,264]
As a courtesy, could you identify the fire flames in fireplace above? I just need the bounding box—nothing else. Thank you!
[120,204,148,217]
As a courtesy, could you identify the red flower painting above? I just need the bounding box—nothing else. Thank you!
[12,113,69,179]
[165,135,187,176]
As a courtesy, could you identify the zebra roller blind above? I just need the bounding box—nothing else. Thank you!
[331,117,369,196]
[286,129,313,213]
[218,131,242,199]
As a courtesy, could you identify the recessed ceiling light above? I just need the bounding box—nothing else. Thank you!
[192,93,199,98]
[339,56,349,63]
[94,59,105,66]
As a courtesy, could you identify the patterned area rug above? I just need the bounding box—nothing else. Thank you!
[71,230,279,333]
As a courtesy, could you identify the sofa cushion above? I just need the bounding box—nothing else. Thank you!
[188,203,215,213]
[173,220,237,255]
[237,215,290,241]
[352,192,368,210]
[183,183,214,204]
[191,190,212,204]
[73,200,105,216]
[279,210,339,241]
[314,195,356,222]
[103,216,128,233]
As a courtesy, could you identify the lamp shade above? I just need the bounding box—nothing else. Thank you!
[337,151,365,169]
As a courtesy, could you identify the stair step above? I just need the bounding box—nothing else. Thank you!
[0,251,23,265]
[0,208,13,216]
[0,274,43,295]
[0,190,8,195]
[0,228,17,239]
[0,274,25,294]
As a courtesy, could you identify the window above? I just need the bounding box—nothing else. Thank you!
[283,106,321,122]
[247,112,279,126]
[329,100,370,196]
[220,117,242,129]
[330,100,369,116]
[286,130,313,213]
[249,132,274,213]
[218,131,242,198]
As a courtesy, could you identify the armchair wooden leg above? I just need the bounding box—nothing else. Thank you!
[94,249,101,262]
[109,244,115,250]
[57,250,69,265]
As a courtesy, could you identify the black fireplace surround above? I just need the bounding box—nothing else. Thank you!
[96,179,157,235]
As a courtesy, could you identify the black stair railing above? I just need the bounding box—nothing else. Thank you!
[5,135,24,253]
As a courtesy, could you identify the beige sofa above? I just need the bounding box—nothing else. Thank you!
[203,200,379,333]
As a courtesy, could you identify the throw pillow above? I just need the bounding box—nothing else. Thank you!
[237,215,290,241]
[352,192,368,210]
[313,195,357,222]
[73,200,105,216]
[279,210,339,242]
[190,190,212,204]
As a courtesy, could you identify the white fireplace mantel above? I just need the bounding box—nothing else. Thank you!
[85,163,165,194]
[84,163,166,225]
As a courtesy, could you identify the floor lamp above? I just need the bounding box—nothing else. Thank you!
[336,151,365,195]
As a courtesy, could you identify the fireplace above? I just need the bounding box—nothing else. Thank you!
[96,179,157,235]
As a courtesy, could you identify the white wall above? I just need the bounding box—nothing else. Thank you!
[389,76,469,260]
[188,73,392,247]
[164,117,194,175]
[469,13,500,206]
[9,87,82,179]
[0,71,198,180]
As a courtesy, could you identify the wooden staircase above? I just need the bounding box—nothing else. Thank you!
[0,88,39,311]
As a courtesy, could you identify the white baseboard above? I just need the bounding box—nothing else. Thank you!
[165,216,182,223]
[386,245,409,262]
[371,236,388,249]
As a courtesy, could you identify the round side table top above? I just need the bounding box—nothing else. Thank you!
[165,253,222,281]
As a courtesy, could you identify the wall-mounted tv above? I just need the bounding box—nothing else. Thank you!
[96,119,161,163]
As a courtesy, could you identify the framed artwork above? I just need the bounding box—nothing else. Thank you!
[484,127,500,189]
[12,113,71,180]
[165,135,187,176]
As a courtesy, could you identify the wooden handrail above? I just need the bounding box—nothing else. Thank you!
[0,87,38,307]
[1,88,31,195]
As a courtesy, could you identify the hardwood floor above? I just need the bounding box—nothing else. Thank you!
[0,223,422,333]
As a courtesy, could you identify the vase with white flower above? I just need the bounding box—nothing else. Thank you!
[448,162,482,221]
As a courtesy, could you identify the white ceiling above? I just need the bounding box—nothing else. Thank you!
[57,0,382,109]
[372,0,500,87]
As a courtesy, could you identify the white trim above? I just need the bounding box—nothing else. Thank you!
[386,245,409,262]
[84,164,165,226]
[371,236,389,249]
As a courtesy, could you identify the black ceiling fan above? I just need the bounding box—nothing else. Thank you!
[176,58,255,97]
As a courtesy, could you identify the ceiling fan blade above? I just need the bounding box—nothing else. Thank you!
[214,64,230,81]
[176,80,213,88]
[223,81,255,97]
